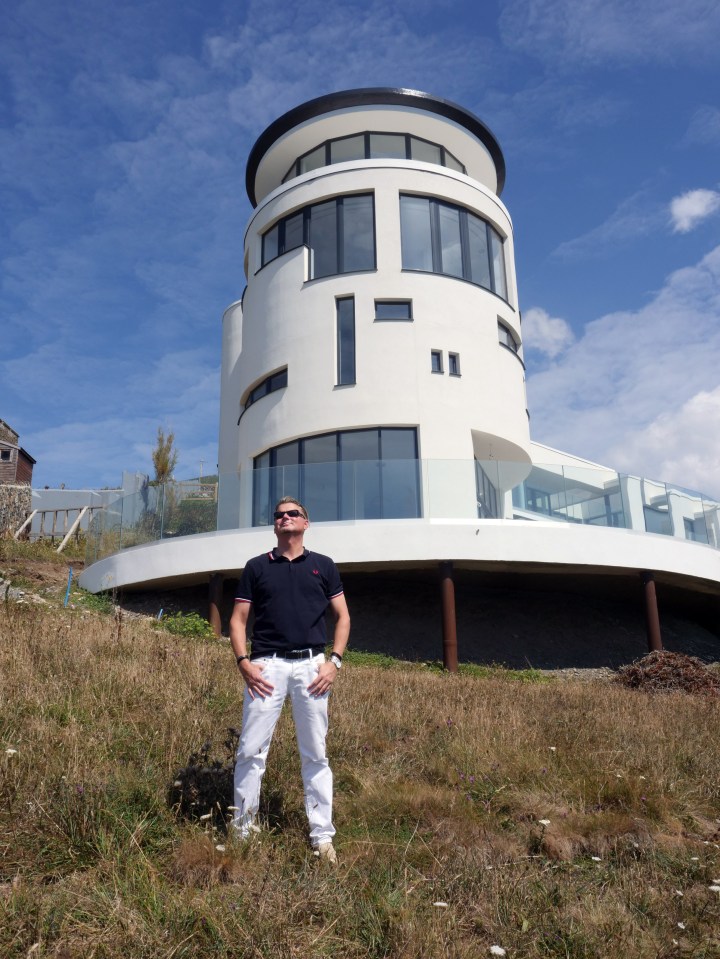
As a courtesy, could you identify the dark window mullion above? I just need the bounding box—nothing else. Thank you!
[404,134,411,159]
[430,200,442,274]
[302,208,310,248]
[364,133,370,159]
[459,210,471,282]
[336,198,344,273]
[486,221,496,294]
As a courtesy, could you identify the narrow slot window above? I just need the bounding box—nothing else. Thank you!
[375,300,412,321]
[431,350,443,374]
[449,352,461,376]
[336,297,356,386]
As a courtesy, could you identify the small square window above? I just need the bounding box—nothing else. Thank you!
[449,352,461,376]
[375,300,412,321]
[1,449,11,461]
[431,350,443,374]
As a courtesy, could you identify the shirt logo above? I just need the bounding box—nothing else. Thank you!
[313,569,319,575]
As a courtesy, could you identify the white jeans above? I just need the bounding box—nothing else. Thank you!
[232,653,334,847]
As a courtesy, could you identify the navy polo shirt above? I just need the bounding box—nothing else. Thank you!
[235,548,343,657]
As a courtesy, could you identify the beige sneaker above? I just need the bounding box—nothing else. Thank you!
[316,841,337,864]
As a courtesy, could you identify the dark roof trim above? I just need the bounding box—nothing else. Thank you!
[245,87,506,206]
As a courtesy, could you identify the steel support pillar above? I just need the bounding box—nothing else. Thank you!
[439,561,458,672]
[208,572,224,638]
[640,570,663,653]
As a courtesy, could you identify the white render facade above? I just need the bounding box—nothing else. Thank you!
[218,89,530,529]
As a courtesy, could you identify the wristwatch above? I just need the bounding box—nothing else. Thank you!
[330,653,343,670]
[236,655,249,665]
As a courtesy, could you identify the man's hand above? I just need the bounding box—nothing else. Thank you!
[307,660,338,696]
[238,659,275,700]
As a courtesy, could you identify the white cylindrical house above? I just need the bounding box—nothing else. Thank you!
[80,88,720,666]
[218,88,530,529]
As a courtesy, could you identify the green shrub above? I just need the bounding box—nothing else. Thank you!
[159,611,215,639]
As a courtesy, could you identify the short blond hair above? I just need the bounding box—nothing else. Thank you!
[274,495,308,521]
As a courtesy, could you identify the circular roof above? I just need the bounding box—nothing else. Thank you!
[245,87,506,206]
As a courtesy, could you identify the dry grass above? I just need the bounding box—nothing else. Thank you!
[1,596,719,958]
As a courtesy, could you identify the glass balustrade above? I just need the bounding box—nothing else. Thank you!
[85,461,720,563]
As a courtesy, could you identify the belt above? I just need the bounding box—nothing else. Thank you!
[250,648,321,661]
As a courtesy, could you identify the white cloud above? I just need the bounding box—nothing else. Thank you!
[527,244,720,496]
[670,189,720,233]
[606,388,720,497]
[499,0,720,66]
[522,307,575,357]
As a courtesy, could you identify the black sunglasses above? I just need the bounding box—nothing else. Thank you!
[273,509,305,520]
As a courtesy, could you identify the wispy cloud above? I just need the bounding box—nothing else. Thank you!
[527,244,720,495]
[522,308,575,358]
[499,0,720,67]
[682,105,720,147]
[552,191,665,260]
[670,189,720,233]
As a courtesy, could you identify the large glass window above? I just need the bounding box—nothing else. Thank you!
[400,196,433,272]
[282,132,465,182]
[262,194,375,280]
[252,427,420,525]
[336,297,356,386]
[400,195,509,302]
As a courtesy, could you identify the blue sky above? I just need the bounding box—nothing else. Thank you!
[1,0,719,495]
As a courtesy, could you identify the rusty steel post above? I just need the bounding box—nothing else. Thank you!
[640,570,663,652]
[208,572,224,637]
[440,561,458,672]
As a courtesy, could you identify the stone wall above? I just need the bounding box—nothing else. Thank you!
[0,484,32,536]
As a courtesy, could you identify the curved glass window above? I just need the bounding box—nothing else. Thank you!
[498,320,520,355]
[261,194,375,279]
[282,132,466,183]
[400,195,509,302]
[239,368,288,422]
[252,427,420,525]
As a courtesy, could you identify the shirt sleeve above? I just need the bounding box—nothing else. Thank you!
[325,559,343,600]
[235,560,256,604]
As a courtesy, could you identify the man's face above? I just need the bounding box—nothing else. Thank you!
[273,503,309,534]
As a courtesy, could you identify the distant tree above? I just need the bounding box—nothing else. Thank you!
[151,427,178,485]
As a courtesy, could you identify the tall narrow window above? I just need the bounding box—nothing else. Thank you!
[449,352,461,376]
[336,297,356,386]
[431,350,443,373]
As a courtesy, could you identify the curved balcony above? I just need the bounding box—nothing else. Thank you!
[84,460,719,567]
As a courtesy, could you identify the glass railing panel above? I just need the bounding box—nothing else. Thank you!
[83,461,720,565]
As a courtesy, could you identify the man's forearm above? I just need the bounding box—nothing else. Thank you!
[331,615,350,657]
[229,605,251,660]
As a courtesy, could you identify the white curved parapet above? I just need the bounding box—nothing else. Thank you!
[78,518,720,594]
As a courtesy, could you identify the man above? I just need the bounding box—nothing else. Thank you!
[229,496,350,863]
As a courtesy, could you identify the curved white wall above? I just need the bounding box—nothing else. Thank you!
[219,118,529,530]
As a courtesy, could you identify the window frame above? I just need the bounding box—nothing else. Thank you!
[400,194,510,303]
[430,349,444,374]
[252,426,421,525]
[281,131,466,183]
[261,194,376,281]
[238,367,288,423]
[336,296,356,386]
[448,352,461,376]
[374,299,413,321]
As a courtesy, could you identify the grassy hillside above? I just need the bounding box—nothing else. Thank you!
[1,590,719,957]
